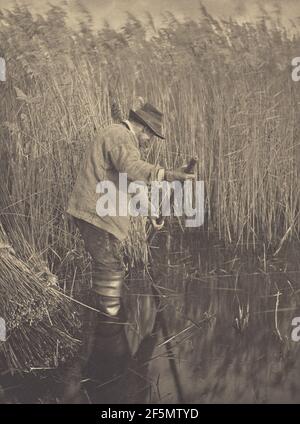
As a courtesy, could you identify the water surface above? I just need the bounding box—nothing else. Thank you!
[2,229,300,404]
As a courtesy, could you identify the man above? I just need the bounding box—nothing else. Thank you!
[67,102,195,318]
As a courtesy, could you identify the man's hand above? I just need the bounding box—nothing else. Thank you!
[165,167,196,182]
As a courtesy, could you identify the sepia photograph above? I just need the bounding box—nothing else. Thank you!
[1,0,300,409]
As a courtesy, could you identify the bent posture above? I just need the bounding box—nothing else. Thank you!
[67,103,194,317]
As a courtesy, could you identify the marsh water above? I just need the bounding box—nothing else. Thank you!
[2,228,300,404]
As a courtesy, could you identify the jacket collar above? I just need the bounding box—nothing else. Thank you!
[122,120,139,148]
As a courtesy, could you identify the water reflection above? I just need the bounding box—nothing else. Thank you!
[61,228,300,404]
[142,229,300,403]
[2,229,300,403]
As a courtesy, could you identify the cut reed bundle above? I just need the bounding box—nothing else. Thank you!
[0,222,81,372]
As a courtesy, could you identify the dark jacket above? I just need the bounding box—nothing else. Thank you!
[67,122,163,241]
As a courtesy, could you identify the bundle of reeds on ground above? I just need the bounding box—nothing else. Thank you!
[0,217,81,372]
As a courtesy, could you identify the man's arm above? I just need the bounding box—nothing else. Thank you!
[106,126,195,183]
[107,130,164,183]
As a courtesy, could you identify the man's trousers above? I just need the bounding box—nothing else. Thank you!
[74,218,126,316]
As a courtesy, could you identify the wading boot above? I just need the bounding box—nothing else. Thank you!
[92,270,125,318]
[61,297,97,404]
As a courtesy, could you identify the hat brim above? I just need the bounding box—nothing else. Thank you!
[129,110,165,140]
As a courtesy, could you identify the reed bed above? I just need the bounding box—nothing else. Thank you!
[0,217,81,371]
[0,3,300,270]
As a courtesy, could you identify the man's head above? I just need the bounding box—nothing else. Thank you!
[128,103,165,150]
[129,119,155,149]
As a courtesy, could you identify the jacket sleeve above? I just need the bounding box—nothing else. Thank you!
[107,128,164,183]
